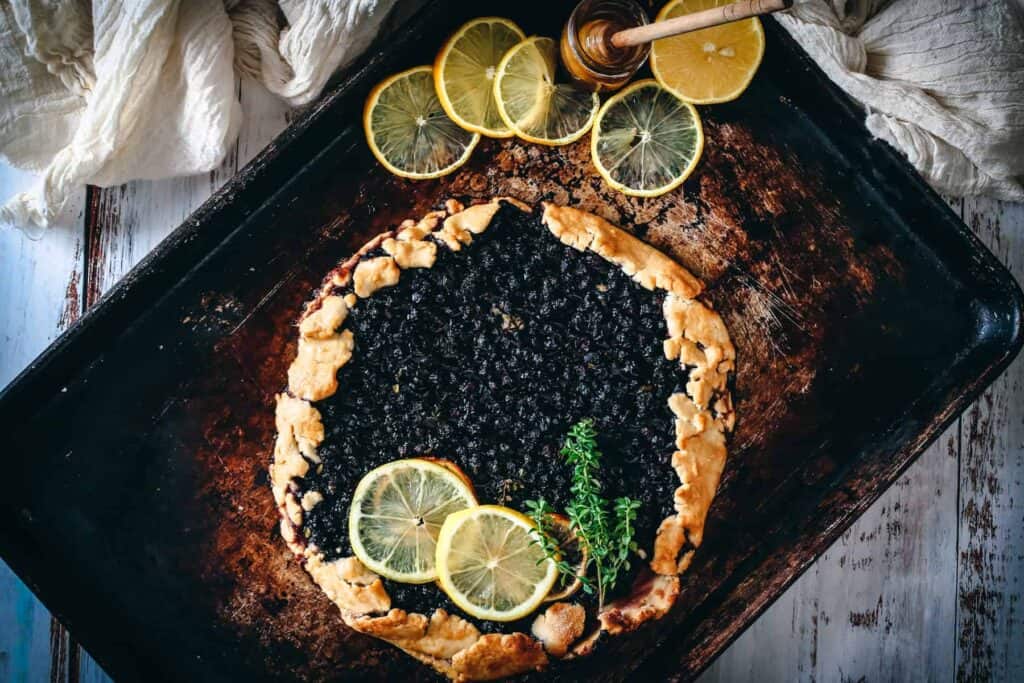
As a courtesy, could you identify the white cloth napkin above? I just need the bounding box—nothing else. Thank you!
[776,0,1024,201]
[0,0,396,237]
[2,0,1022,238]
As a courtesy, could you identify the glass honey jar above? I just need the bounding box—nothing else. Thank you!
[560,0,651,92]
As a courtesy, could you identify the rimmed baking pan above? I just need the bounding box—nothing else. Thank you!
[0,0,1020,680]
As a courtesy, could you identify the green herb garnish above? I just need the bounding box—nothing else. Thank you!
[526,419,641,610]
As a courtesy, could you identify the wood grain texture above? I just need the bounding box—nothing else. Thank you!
[699,428,959,682]
[956,198,1024,682]
[0,169,85,388]
[0,165,85,683]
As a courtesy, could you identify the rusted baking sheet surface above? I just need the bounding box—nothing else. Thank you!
[0,2,1019,681]
[188,109,909,677]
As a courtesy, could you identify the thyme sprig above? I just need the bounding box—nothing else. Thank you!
[524,498,595,594]
[526,419,640,610]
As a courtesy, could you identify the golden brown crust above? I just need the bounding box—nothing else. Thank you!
[541,203,704,300]
[273,198,735,680]
[347,609,482,680]
[410,610,482,659]
[398,209,446,241]
[347,609,430,640]
[353,256,401,297]
[670,427,728,548]
[305,554,390,616]
[286,329,354,401]
[300,490,323,511]
[383,236,438,269]
[270,393,324,545]
[351,609,482,660]
[451,633,548,681]
[597,573,680,635]
[298,295,349,340]
[531,602,586,658]
[437,202,494,251]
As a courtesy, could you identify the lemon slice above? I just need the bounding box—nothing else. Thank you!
[363,66,480,179]
[541,513,588,602]
[436,505,558,621]
[349,458,478,583]
[651,0,765,104]
[493,36,600,146]
[590,79,703,198]
[434,17,526,137]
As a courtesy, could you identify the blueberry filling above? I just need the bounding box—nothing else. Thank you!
[301,204,686,624]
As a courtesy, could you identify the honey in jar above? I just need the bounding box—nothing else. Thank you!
[560,0,651,92]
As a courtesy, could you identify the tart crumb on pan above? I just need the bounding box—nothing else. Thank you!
[271,198,735,680]
[531,602,586,657]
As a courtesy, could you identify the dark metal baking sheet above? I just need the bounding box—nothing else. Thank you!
[0,1,1020,681]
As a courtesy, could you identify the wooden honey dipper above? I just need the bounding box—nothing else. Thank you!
[610,0,792,49]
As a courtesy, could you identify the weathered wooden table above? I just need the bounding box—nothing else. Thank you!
[0,80,1020,682]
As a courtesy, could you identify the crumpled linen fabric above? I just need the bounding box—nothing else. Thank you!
[2,1,1022,238]
[0,0,396,237]
[777,0,1024,201]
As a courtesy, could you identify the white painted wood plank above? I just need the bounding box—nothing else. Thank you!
[956,198,1024,682]
[0,565,56,683]
[700,428,960,682]
[0,166,86,682]
[77,652,110,683]
[0,170,85,387]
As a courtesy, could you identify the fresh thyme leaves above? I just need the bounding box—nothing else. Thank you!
[526,419,641,610]
[524,499,593,594]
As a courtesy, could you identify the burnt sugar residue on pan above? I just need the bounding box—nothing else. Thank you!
[194,106,904,678]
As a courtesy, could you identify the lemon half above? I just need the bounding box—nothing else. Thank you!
[651,0,765,104]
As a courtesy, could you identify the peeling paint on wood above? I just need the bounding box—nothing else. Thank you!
[48,619,77,683]
[955,198,1024,683]
[0,165,85,683]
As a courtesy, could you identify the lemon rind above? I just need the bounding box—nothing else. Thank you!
[349,457,478,583]
[433,17,527,138]
[589,79,705,198]
[436,505,558,621]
